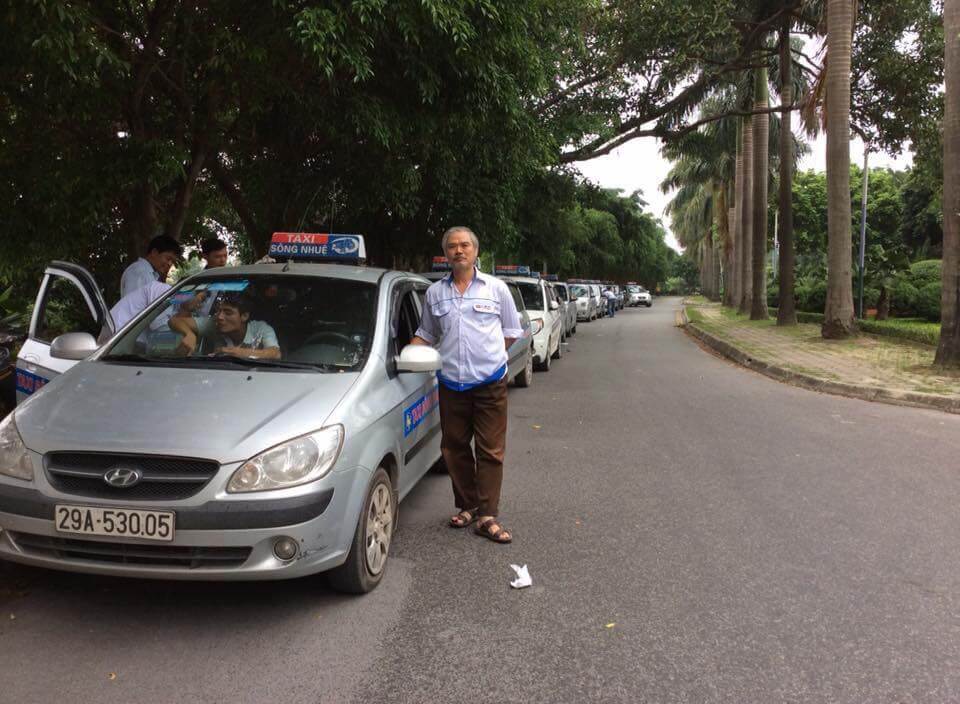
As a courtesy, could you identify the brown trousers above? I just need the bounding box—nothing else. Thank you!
[438,378,508,517]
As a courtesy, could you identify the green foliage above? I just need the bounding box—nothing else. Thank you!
[891,260,942,321]
[858,318,940,346]
[0,287,29,336]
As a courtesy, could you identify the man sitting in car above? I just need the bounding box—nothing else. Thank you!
[169,292,281,359]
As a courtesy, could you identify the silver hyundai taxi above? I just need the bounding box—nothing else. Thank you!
[0,235,444,593]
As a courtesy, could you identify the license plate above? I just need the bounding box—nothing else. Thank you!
[54,505,175,542]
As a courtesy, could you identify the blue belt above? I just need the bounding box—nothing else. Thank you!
[437,364,507,392]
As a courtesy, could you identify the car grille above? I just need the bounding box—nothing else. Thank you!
[45,452,219,501]
[10,532,251,569]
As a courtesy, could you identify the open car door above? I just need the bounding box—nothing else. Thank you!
[15,261,114,404]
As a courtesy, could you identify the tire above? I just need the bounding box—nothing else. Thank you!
[430,455,448,474]
[571,324,577,336]
[327,467,395,594]
[551,333,562,359]
[514,348,533,387]
[535,347,551,371]
[645,302,652,308]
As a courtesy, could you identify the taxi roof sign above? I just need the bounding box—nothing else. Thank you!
[494,264,531,276]
[269,233,366,263]
[431,256,451,271]
[543,274,559,281]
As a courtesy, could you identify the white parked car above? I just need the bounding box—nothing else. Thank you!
[496,272,562,371]
[569,283,596,322]
[547,280,576,339]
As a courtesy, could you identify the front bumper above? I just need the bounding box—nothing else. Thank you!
[531,328,550,363]
[0,466,371,581]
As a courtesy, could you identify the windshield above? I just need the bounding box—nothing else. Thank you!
[103,274,377,371]
[516,282,544,311]
[626,286,640,293]
[570,285,589,298]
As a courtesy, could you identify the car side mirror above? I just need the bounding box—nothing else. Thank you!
[50,332,99,361]
[396,344,442,373]
[549,301,559,311]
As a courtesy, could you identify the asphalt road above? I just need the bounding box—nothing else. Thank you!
[3,297,960,703]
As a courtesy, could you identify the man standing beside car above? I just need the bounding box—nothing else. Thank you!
[411,226,523,544]
[120,234,183,298]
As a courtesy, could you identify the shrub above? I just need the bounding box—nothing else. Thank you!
[915,282,942,322]
[858,318,940,346]
[909,259,942,288]
[796,278,827,313]
[891,280,919,317]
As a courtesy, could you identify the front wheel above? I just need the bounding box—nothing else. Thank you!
[551,334,562,359]
[535,348,551,371]
[327,467,395,594]
[514,349,533,387]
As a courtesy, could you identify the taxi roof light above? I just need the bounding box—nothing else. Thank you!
[268,233,367,264]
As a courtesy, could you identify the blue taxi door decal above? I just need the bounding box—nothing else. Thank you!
[402,383,440,437]
[15,368,49,396]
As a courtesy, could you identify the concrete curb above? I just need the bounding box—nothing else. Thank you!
[684,321,960,416]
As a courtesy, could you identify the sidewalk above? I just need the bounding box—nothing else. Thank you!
[682,300,960,414]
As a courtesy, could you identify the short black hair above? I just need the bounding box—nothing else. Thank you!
[201,237,227,256]
[146,234,183,257]
[218,292,253,316]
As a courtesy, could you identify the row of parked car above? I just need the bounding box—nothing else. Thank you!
[426,265,653,383]
[0,245,652,594]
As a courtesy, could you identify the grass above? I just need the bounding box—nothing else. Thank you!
[685,306,705,324]
[685,300,960,398]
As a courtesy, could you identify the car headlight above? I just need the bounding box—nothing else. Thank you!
[0,414,33,481]
[530,319,544,336]
[228,425,344,493]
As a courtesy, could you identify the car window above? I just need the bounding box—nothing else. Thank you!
[506,283,526,312]
[104,274,377,371]
[35,276,100,343]
[516,282,543,311]
[554,285,568,301]
[393,289,421,352]
[570,285,589,298]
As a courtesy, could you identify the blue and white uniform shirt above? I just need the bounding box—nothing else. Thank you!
[416,269,524,391]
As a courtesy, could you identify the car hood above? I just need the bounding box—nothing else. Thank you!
[16,361,359,463]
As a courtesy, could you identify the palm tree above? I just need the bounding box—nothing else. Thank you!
[937,0,960,365]
[777,18,797,325]
[822,0,856,338]
[738,113,754,314]
[751,65,770,320]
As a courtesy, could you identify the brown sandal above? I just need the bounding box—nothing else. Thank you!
[449,508,479,528]
[474,517,512,543]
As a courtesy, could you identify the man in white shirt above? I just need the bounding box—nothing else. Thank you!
[120,235,183,298]
[109,281,172,329]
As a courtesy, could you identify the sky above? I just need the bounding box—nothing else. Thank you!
[572,129,913,254]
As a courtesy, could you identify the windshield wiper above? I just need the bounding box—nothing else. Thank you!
[101,353,165,364]
[205,354,329,371]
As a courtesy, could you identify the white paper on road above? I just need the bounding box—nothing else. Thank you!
[510,564,532,589]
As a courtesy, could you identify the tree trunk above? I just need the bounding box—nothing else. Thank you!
[164,141,209,242]
[738,114,754,314]
[876,285,890,320]
[730,123,744,308]
[723,174,736,307]
[751,66,770,320]
[936,0,960,365]
[711,181,727,302]
[210,159,267,258]
[822,0,857,338]
[777,20,798,326]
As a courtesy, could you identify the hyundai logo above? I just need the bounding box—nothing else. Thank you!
[103,467,143,488]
